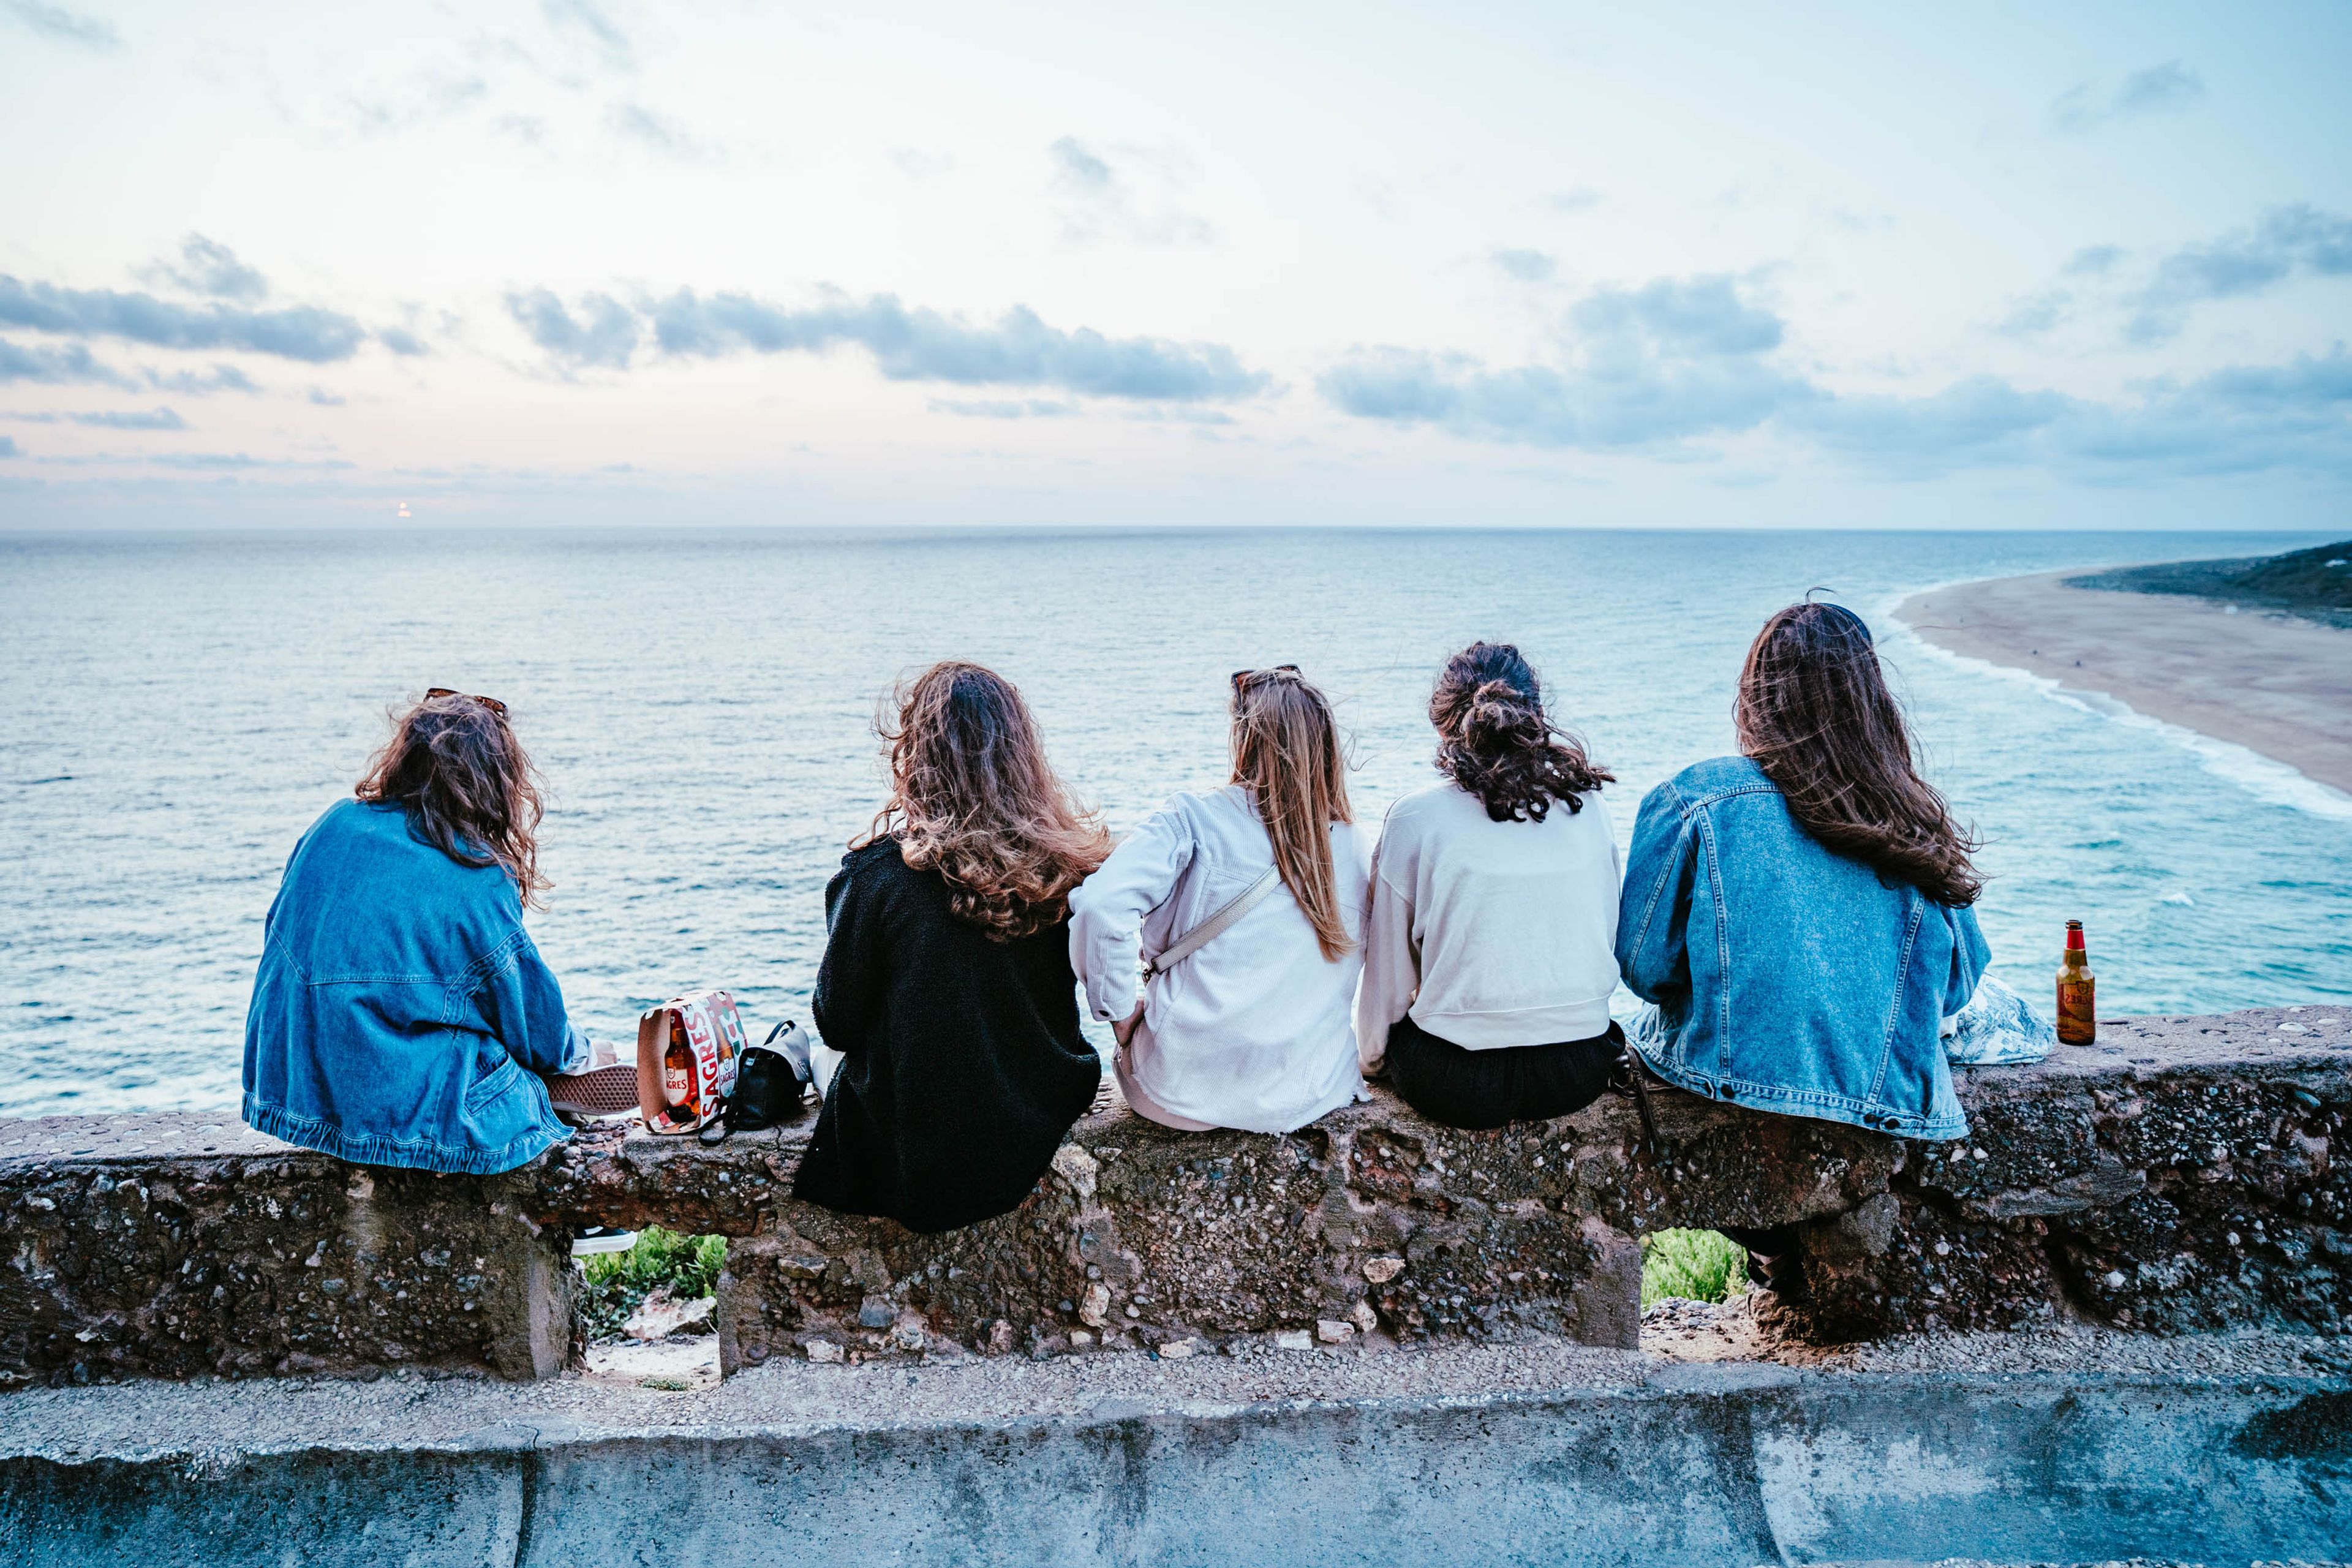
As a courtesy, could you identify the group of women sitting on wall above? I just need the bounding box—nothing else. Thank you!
[243,600,1991,1268]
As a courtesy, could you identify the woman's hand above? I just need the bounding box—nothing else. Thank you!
[1111,1006,1144,1051]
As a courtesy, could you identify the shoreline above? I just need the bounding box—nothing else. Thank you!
[1894,568,2352,797]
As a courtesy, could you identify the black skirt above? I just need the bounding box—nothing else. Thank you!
[1385,1016,1623,1131]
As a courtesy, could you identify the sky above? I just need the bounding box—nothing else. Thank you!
[2,0,2349,530]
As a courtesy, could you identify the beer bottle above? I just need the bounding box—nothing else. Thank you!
[2056,920,2096,1046]
[663,1018,698,1115]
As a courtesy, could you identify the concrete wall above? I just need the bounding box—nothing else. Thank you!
[2,1005,2346,1384]
[5,1365,2348,1566]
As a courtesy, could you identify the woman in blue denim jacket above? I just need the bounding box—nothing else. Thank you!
[1616,602,1989,1150]
[243,691,589,1174]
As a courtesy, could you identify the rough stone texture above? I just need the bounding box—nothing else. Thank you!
[0,1115,572,1386]
[4,1006,2346,1384]
[1785,1006,2352,1341]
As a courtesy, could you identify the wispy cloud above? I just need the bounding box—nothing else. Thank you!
[377,326,429,356]
[542,0,631,68]
[0,337,135,388]
[3,406,186,429]
[2127,203,2352,342]
[3,0,118,50]
[139,234,268,302]
[1490,248,1557,283]
[2051,60,2203,134]
[507,288,639,369]
[888,146,957,181]
[142,364,258,395]
[1047,136,1212,247]
[929,398,1076,419]
[0,435,18,458]
[0,276,367,362]
[513,284,1268,403]
[1321,272,2352,480]
[606,102,723,164]
[1538,187,1602,215]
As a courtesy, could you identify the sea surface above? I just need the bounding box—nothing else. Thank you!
[3,527,2347,1119]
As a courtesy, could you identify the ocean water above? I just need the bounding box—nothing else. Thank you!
[2,527,2346,1119]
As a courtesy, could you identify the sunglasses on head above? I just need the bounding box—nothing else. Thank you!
[425,687,508,717]
[1231,664,1301,692]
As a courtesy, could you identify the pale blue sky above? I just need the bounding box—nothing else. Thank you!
[2,1,2348,528]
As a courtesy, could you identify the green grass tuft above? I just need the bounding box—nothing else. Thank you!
[578,1226,727,1341]
[1640,1228,1747,1308]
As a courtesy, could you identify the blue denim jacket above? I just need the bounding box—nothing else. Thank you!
[243,799,575,1173]
[1615,756,1989,1140]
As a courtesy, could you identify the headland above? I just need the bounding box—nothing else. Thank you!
[1895,543,2352,794]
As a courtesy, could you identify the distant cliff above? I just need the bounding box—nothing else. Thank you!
[2068,537,2352,629]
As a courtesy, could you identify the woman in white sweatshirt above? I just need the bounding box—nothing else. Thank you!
[1069,666,1371,1133]
[1357,642,1624,1130]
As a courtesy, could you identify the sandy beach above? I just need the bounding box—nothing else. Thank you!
[1896,570,2352,795]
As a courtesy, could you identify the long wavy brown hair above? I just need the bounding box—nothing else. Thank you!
[1231,668,1355,962]
[355,692,548,907]
[1736,602,1982,907]
[1431,641,1613,823]
[858,662,1110,941]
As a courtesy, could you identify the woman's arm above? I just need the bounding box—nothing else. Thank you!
[478,927,575,1076]
[1067,803,1194,1031]
[811,858,888,1055]
[1614,781,1697,1004]
[1354,848,1417,1076]
[1943,901,1993,1014]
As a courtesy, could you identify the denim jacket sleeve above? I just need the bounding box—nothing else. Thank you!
[1942,902,1992,1014]
[1615,780,1698,1005]
[475,924,575,1076]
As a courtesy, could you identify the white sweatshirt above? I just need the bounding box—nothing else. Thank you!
[1068,785,1371,1134]
[1356,781,1621,1074]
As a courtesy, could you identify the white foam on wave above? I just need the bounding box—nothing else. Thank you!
[1879,579,2352,826]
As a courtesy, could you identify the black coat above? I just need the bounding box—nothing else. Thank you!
[794,837,1101,1234]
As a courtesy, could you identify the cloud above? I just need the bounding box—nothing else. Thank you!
[506,288,639,369]
[1047,136,1212,247]
[1322,276,1804,450]
[645,287,1267,401]
[1539,187,1602,214]
[0,337,135,388]
[2052,60,2203,134]
[2127,204,2352,342]
[3,406,186,429]
[509,285,1267,402]
[929,398,1076,419]
[145,452,354,471]
[2064,244,2124,277]
[888,146,957,181]
[307,387,345,406]
[142,363,258,395]
[1994,290,2070,337]
[140,234,268,302]
[1320,272,2352,481]
[542,0,631,67]
[0,276,367,362]
[0,435,17,458]
[3,0,118,50]
[1490,248,1556,283]
[377,326,428,355]
[607,102,723,164]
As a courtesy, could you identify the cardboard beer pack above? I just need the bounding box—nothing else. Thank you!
[635,989,747,1134]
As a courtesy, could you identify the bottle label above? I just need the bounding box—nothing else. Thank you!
[664,1064,693,1106]
[2057,979,2096,1044]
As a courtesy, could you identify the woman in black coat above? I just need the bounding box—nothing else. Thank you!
[793,662,1110,1234]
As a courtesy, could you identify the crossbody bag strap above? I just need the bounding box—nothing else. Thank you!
[1142,864,1281,981]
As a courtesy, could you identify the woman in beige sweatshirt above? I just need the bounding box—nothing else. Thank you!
[1357,642,1624,1130]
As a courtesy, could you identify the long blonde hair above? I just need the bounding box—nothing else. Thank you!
[1230,667,1354,961]
[857,662,1111,940]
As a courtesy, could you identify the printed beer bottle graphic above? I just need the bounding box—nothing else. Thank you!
[664,1018,698,1115]
[2057,919,2097,1046]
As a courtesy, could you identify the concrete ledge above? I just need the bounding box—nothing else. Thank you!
[2,1348,2348,1566]
[4,1006,2347,1383]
